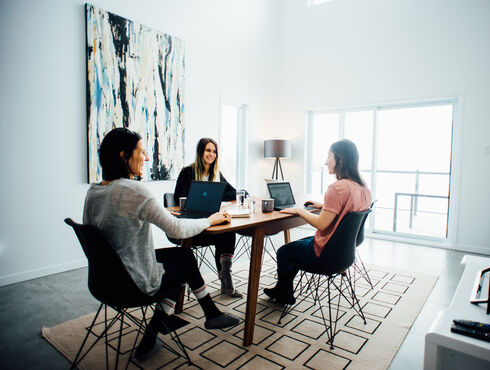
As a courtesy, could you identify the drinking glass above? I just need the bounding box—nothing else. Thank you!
[236,190,246,208]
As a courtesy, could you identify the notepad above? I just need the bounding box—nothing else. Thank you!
[226,209,251,218]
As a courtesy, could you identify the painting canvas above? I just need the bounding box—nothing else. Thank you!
[86,3,185,182]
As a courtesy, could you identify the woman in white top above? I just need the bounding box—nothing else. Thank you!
[83,128,239,362]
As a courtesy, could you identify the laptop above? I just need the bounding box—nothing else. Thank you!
[266,182,316,211]
[178,181,226,218]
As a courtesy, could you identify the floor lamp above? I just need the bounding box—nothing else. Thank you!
[264,139,291,180]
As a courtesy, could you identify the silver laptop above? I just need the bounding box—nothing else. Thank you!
[266,182,315,211]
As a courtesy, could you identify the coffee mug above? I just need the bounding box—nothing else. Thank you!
[261,198,274,213]
[179,197,187,210]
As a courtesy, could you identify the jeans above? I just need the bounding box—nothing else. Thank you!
[168,232,236,271]
[277,236,317,277]
[154,247,206,301]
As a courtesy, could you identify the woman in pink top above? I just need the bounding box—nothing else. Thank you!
[264,139,371,304]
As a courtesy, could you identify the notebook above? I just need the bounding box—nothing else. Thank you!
[178,181,226,219]
[266,182,316,211]
[226,208,251,218]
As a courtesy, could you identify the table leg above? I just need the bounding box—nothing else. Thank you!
[175,238,193,314]
[175,286,185,314]
[284,229,290,243]
[243,226,265,346]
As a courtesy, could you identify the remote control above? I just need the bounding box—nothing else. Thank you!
[451,323,490,342]
[453,319,490,332]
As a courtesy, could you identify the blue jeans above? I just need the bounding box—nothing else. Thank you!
[277,236,318,276]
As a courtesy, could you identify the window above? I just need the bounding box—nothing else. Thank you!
[308,0,334,7]
[306,99,456,242]
[220,103,248,189]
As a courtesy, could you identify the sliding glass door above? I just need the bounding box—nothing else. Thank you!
[305,99,456,241]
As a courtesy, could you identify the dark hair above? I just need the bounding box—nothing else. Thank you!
[330,139,365,186]
[99,128,142,181]
[192,138,220,181]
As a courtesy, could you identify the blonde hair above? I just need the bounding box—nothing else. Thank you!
[193,138,220,181]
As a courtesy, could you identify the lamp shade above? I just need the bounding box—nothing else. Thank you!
[264,139,291,159]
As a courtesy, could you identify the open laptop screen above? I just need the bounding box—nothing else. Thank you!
[267,182,296,207]
[185,181,226,213]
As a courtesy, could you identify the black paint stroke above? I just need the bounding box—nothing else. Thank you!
[107,12,130,128]
[158,34,172,113]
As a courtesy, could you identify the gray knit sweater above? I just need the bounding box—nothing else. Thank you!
[83,178,210,295]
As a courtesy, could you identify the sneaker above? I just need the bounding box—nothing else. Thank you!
[134,339,161,362]
[204,313,240,329]
[264,287,296,305]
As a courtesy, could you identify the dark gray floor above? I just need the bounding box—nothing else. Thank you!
[0,230,484,369]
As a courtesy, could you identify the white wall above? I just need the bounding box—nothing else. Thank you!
[0,0,279,286]
[275,0,490,254]
[1,0,488,286]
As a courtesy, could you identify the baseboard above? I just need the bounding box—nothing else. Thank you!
[0,259,88,287]
[454,244,490,256]
[366,234,490,256]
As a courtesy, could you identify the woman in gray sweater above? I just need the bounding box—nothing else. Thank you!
[83,128,239,362]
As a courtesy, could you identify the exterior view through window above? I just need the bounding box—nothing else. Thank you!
[306,100,455,241]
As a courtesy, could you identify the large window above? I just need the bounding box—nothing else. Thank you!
[220,103,248,189]
[306,100,456,242]
[307,0,334,7]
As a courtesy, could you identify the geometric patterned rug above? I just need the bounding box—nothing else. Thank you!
[42,259,437,369]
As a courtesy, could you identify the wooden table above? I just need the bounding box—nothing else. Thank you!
[171,196,319,346]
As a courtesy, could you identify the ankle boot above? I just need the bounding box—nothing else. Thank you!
[263,273,295,305]
[219,256,243,298]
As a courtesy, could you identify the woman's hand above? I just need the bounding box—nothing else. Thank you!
[279,207,301,215]
[208,211,231,225]
[306,200,323,209]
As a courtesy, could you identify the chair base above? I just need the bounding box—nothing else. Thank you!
[71,303,192,369]
[278,270,367,349]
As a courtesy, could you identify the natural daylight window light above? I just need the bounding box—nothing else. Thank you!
[220,103,248,190]
[305,99,456,243]
[308,0,334,7]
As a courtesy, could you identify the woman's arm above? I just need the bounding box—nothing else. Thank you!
[143,197,211,239]
[304,200,323,209]
[174,167,192,204]
[280,207,336,231]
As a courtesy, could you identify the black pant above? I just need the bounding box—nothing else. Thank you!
[168,232,236,271]
[153,247,206,301]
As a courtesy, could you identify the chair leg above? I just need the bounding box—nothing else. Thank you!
[71,303,104,369]
[156,308,192,365]
[124,306,147,370]
[193,246,218,275]
[112,310,126,370]
[263,236,277,263]
[328,277,335,349]
[345,269,367,324]
[355,250,374,289]
[234,235,251,261]
[104,305,109,370]
[72,303,127,369]
[278,271,308,324]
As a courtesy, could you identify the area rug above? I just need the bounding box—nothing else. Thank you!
[42,260,437,369]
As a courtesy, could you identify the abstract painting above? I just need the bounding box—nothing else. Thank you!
[86,3,185,182]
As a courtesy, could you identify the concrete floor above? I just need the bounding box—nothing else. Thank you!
[0,228,483,369]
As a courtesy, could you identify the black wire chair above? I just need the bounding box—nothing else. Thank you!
[278,209,372,349]
[65,218,190,369]
[351,202,376,290]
